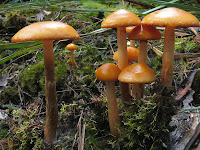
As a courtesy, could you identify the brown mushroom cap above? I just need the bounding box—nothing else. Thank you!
[11,21,79,42]
[128,25,161,40]
[118,63,156,83]
[113,47,139,62]
[101,9,141,28]
[142,7,199,27]
[96,63,121,82]
[66,43,77,51]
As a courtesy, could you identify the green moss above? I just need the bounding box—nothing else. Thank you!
[19,62,45,96]
[175,37,200,53]
[115,96,175,150]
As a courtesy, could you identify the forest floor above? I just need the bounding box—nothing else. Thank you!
[0,0,200,150]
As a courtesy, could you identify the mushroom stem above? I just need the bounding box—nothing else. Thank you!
[43,40,58,144]
[117,27,128,70]
[132,83,143,98]
[161,27,175,87]
[106,81,120,137]
[70,50,78,69]
[138,40,148,64]
[117,27,130,102]
[132,40,148,98]
[130,40,135,48]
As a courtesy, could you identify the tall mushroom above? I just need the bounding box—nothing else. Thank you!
[101,9,141,102]
[95,63,121,137]
[11,21,79,144]
[128,25,161,98]
[66,43,78,69]
[118,63,156,98]
[142,7,199,87]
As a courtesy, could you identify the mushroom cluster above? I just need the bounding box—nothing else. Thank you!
[97,7,199,136]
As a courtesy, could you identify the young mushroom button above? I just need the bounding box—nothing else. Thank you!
[11,21,79,144]
[66,43,78,69]
[95,63,121,137]
[142,7,199,87]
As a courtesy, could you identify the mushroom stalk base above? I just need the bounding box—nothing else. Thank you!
[70,51,78,69]
[106,81,120,137]
[161,27,175,87]
[43,40,58,144]
[117,27,130,102]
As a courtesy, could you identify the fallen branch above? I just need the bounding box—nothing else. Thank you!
[152,47,200,59]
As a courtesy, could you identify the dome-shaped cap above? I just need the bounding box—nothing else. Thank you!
[142,7,199,27]
[118,63,156,83]
[101,9,141,28]
[128,25,161,40]
[126,26,136,34]
[96,63,121,82]
[113,47,139,62]
[66,43,77,51]
[12,21,79,42]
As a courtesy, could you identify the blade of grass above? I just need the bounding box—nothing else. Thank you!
[0,44,42,64]
[0,41,42,50]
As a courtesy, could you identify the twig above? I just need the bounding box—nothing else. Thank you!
[152,46,200,59]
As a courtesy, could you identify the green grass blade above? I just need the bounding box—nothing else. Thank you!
[0,44,43,64]
[0,41,42,50]
[80,28,111,36]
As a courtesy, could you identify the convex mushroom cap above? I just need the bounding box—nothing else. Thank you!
[113,47,139,62]
[66,43,77,50]
[128,25,161,40]
[118,63,156,83]
[96,63,121,82]
[142,7,199,27]
[12,21,79,42]
[101,9,141,28]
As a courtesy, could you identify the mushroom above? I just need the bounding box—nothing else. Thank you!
[11,21,79,144]
[66,43,78,69]
[128,25,161,98]
[101,9,141,102]
[128,25,161,64]
[113,47,139,63]
[142,7,199,87]
[95,63,121,137]
[118,63,156,98]
[126,26,136,47]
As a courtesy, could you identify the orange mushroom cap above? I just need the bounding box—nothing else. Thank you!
[113,47,139,62]
[128,25,161,40]
[96,63,121,82]
[118,63,156,83]
[12,21,79,42]
[142,7,199,27]
[101,9,141,28]
[66,43,77,51]
[126,26,137,34]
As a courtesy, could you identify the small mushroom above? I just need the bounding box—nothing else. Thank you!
[142,7,199,87]
[12,21,79,144]
[66,43,78,69]
[113,47,139,63]
[101,9,141,102]
[95,63,121,137]
[118,63,156,98]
